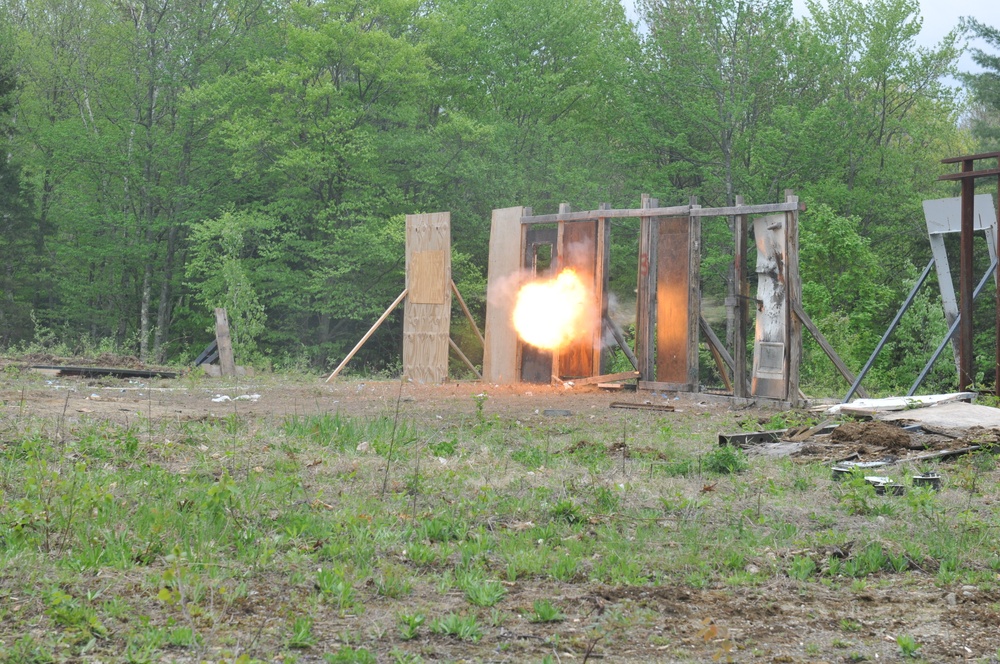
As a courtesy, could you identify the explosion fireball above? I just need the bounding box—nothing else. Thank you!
[512,269,591,351]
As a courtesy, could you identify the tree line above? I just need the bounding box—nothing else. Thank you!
[1,0,998,393]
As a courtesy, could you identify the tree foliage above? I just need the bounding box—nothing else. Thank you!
[0,0,993,393]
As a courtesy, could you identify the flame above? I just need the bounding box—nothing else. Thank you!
[513,269,592,351]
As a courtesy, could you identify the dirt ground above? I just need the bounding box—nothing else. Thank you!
[4,363,1000,662]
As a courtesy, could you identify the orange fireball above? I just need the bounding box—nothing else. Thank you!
[513,269,591,350]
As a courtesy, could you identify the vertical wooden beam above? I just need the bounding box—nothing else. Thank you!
[594,202,611,375]
[483,207,525,384]
[734,195,749,398]
[636,195,657,382]
[785,191,802,402]
[214,308,236,377]
[403,212,451,384]
[688,196,701,388]
[997,175,1000,398]
[551,203,571,383]
[959,160,975,392]
[559,206,600,379]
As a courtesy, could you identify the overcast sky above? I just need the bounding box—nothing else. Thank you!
[625,0,1000,75]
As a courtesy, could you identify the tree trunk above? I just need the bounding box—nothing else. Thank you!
[139,251,152,362]
[153,223,178,362]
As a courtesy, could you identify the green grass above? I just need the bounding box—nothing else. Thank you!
[4,374,1000,660]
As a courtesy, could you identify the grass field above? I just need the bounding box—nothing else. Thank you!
[3,369,1000,662]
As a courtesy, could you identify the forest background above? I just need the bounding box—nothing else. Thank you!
[1,0,1000,396]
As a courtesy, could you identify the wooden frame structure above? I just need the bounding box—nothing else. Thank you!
[483,192,858,403]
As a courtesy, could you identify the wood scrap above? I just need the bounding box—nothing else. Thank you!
[610,401,675,412]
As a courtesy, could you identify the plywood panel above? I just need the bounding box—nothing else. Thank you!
[404,213,451,384]
[656,217,692,384]
[483,207,525,384]
[409,251,447,304]
[558,220,599,378]
[751,214,787,398]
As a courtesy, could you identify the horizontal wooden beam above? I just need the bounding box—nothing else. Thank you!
[941,151,1000,164]
[691,202,804,217]
[638,380,694,392]
[938,167,1000,181]
[521,205,690,224]
[520,201,802,225]
[571,371,640,386]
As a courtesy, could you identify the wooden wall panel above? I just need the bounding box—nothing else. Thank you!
[403,213,451,384]
[483,207,525,384]
[655,216,693,384]
[751,214,788,398]
[558,220,599,378]
[520,227,557,384]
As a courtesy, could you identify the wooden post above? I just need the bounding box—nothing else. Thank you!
[551,202,570,383]
[214,308,236,377]
[785,191,802,402]
[734,195,749,398]
[594,202,610,374]
[325,290,408,382]
[636,195,657,382]
[997,174,1000,398]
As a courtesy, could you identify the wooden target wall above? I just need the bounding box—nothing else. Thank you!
[403,212,451,383]
[481,194,832,405]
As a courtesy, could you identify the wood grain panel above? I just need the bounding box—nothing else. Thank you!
[751,214,787,398]
[558,220,598,378]
[403,213,451,383]
[483,207,525,384]
[655,217,691,384]
[409,251,447,304]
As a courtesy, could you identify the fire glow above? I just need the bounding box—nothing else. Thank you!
[512,269,591,351]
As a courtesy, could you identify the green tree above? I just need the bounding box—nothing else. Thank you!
[0,26,39,344]
[961,18,1000,148]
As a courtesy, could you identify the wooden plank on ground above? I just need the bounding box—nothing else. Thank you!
[638,380,693,392]
[610,401,675,412]
[214,308,236,377]
[571,371,639,386]
[404,212,451,383]
[483,207,525,384]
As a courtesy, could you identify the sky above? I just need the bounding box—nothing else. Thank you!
[624,0,1000,75]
